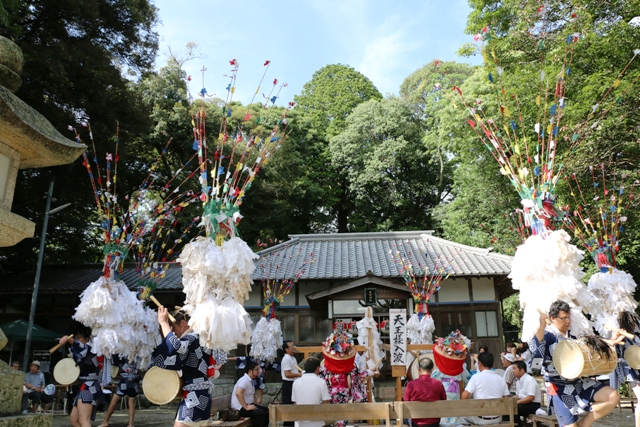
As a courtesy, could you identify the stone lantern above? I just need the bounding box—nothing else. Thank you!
[0,37,85,424]
[0,36,86,247]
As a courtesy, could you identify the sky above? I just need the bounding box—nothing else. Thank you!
[152,0,481,105]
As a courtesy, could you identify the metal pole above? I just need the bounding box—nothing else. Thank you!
[23,180,54,371]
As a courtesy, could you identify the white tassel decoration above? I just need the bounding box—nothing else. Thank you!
[406,314,435,345]
[588,268,638,337]
[510,230,594,342]
[250,317,282,363]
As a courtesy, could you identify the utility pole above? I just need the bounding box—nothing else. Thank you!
[23,181,70,371]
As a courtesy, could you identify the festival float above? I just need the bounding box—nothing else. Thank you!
[389,245,453,345]
[72,127,198,365]
[250,245,315,363]
[176,59,294,351]
[562,169,639,336]
[445,13,640,342]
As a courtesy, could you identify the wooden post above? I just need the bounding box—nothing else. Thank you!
[366,309,374,403]
[392,366,405,402]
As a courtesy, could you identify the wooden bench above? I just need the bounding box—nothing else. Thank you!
[208,395,252,427]
[269,402,394,427]
[395,397,518,427]
[619,397,637,412]
[530,413,558,427]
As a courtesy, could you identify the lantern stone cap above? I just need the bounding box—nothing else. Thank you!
[0,85,86,169]
[0,207,35,246]
[0,36,23,93]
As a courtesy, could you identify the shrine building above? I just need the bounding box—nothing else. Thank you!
[1,230,514,369]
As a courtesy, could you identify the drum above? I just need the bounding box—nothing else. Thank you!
[407,353,435,381]
[44,384,56,396]
[624,346,640,369]
[380,320,389,335]
[53,358,80,386]
[322,346,356,374]
[142,366,182,405]
[553,339,618,380]
[432,345,466,376]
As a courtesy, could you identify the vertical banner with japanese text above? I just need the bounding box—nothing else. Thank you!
[389,308,407,365]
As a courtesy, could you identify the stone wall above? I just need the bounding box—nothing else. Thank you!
[211,379,283,405]
[0,360,23,415]
[0,414,51,427]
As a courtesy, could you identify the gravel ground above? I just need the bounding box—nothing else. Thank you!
[52,407,178,426]
[50,406,637,427]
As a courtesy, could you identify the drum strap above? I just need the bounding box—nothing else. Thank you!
[79,374,100,381]
[183,380,213,393]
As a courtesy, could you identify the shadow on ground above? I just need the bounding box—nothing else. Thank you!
[51,406,638,427]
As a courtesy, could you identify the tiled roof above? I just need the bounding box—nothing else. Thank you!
[2,231,511,293]
[254,230,512,280]
[2,263,183,294]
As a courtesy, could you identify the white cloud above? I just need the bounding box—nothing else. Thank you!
[359,30,420,95]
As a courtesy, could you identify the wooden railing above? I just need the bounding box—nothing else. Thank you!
[269,397,518,427]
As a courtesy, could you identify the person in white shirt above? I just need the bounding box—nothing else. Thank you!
[292,357,330,427]
[513,360,541,427]
[231,361,269,427]
[281,340,302,427]
[461,352,510,425]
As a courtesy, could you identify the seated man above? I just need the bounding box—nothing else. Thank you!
[403,356,447,427]
[231,361,269,427]
[513,360,541,427]
[292,357,330,427]
[461,352,510,425]
[23,361,53,414]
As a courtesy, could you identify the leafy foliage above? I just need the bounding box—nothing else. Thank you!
[329,98,435,231]
[292,64,383,232]
[0,0,158,276]
[446,0,640,322]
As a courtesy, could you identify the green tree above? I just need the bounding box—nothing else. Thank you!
[293,64,382,232]
[432,65,523,253]
[400,61,475,204]
[463,0,640,174]
[457,0,640,268]
[0,0,159,276]
[295,64,383,139]
[238,127,314,243]
[329,98,439,231]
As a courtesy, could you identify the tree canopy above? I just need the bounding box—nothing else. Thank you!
[1,0,639,308]
[291,64,383,232]
[0,0,159,276]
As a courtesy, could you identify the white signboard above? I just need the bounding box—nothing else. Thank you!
[389,308,407,365]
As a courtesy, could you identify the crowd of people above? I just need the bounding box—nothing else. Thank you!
[11,298,640,427]
[401,299,634,427]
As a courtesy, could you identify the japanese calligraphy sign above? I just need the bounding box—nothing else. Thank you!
[389,309,407,365]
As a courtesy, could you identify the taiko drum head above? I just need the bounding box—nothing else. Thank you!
[408,353,435,381]
[53,358,80,386]
[553,339,617,380]
[625,346,640,370]
[142,366,182,405]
